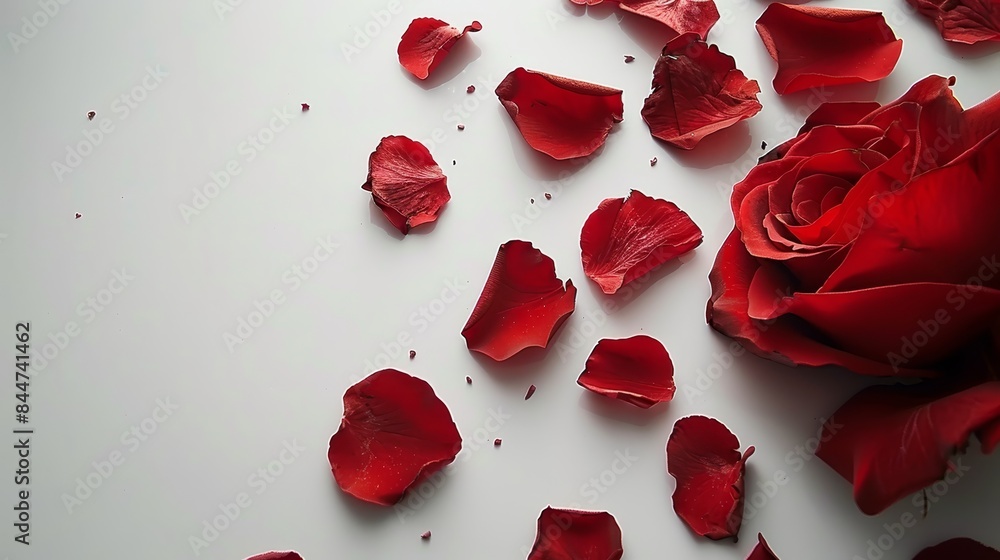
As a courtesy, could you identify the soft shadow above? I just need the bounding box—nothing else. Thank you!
[583,256,690,312]
[946,39,1000,60]
[368,202,404,239]
[570,2,617,21]
[616,12,676,59]
[577,391,672,428]
[667,121,753,169]
[403,41,482,90]
[328,477,397,527]
[776,81,881,112]
[495,105,609,182]
[470,346,554,380]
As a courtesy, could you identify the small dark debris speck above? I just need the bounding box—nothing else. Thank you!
[761,141,767,150]
[466,376,473,384]
[457,124,465,130]
[301,103,310,111]
[530,198,534,204]
[75,213,82,219]
[544,193,552,200]
[87,111,96,120]
[467,85,476,94]
[421,531,431,539]
[494,438,502,446]
[624,55,635,63]
[650,157,657,166]
[525,384,536,400]
[409,350,416,359]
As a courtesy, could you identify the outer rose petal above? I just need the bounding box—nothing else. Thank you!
[362,136,450,234]
[747,534,780,560]
[578,335,676,408]
[913,538,1000,559]
[616,0,720,38]
[581,190,703,294]
[397,18,482,80]
[495,68,624,160]
[816,382,1000,514]
[527,507,623,560]
[755,4,903,94]
[462,240,577,361]
[667,415,754,540]
[906,0,1000,44]
[328,369,461,506]
[246,553,304,560]
[641,34,762,150]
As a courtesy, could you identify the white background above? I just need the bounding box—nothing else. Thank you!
[2,0,999,559]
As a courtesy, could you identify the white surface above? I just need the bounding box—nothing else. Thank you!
[2,0,999,559]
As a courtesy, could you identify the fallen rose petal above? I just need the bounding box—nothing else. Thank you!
[496,68,623,160]
[755,4,903,94]
[747,534,780,560]
[906,0,1000,44]
[578,335,676,408]
[816,382,1000,515]
[581,190,703,294]
[246,553,304,560]
[527,507,623,560]
[397,18,482,80]
[462,240,577,361]
[913,537,1000,559]
[617,0,720,38]
[362,135,450,234]
[642,34,762,150]
[667,415,754,540]
[328,369,461,506]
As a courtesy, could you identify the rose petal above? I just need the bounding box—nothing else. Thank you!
[246,553,303,560]
[914,538,1000,559]
[496,68,624,160]
[462,240,577,361]
[616,0,720,39]
[581,190,703,294]
[362,136,450,234]
[667,415,754,540]
[747,534,780,560]
[571,0,606,5]
[817,382,1000,514]
[527,507,623,560]
[906,0,1000,44]
[578,335,676,408]
[397,18,482,80]
[641,34,762,150]
[328,369,461,506]
[755,4,903,94]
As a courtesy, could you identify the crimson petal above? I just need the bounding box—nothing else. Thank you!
[816,382,1000,514]
[496,68,624,160]
[667,415,754,540]
[913,537,1000,559]
[328,369,461,506]
[462,240,577,361]
[747,534,780,560]
[641,34,762,150]
[527,507,623,560]
[397,18,482,80]
[362,135,450,234]
[246,553,303,560]
[578,335,676,408]
[616,0,720,38]
[906,0,1000,44]
[755,4,902,94]
[581,190,703,294]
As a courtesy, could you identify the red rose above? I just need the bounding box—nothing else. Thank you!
[707,75,1000,513]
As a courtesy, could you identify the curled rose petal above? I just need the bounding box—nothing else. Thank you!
[462,240,577,360]
[578,335,676,408]
[642,33,762,150]
[667,415,754,540]
[246,553,304,560]
[913,537,1000,559]
[362,135,450,234]
[617,0,720,39]
[397,18,482,80]
[328,369,461,506]
[906,0,1000,44]
[581,190,703,294]
[496,68,623,160]
[755,4,903,94]
[527,507,623,560]
[816,382,1000,515]
[747,534,780,560]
